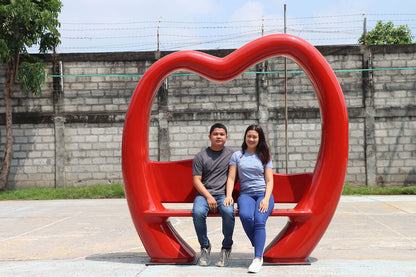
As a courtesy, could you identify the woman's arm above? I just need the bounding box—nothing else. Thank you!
[259,167,274,213]
[223,165,237,206]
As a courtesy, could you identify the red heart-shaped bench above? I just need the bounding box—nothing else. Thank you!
[122,34,349,264]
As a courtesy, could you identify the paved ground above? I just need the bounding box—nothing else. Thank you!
[0,195,415,276]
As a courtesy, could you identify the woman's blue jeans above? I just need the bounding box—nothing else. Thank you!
[237,193,274,259]
[192,194,235,249]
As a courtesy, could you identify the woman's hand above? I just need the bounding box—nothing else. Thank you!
[223,196,234,207]
[259,198,269,213]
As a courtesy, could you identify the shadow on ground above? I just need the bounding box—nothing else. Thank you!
[86,251,317,268]
[86,252,149,264]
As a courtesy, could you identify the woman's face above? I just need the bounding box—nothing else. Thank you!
[245,130,259,150]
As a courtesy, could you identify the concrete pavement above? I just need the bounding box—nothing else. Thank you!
[0,196,415,276]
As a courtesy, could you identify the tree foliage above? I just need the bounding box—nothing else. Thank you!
[359,20,414,45]
[0,0,62,55]
[16,60,47,95]
[0,0,62,190]
[0,0,62,92]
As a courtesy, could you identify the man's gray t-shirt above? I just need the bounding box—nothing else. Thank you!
[192,146,235,196]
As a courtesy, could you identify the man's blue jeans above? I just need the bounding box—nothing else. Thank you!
[192,194,235,249]
[237,193,274,259]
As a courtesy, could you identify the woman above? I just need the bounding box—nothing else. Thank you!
[224,124,274,273]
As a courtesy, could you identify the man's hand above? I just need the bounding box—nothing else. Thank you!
[193,175,218,213]
[206,195,218,213]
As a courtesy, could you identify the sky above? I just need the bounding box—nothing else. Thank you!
[42,0,416,53]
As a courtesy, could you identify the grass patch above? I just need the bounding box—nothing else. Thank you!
[342,184,416,195]
[1,183,415,201]
[0,184,126,200]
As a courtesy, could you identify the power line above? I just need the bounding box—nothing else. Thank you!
[48,13,416,53]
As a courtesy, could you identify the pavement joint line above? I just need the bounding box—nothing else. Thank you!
[0,215,77,243]
[350,203,416,246]
[376,200,412,214]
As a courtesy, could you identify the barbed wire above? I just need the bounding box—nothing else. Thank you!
[50,13,416,53]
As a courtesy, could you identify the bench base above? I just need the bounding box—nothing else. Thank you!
[146,257,198,266]
[145,256,312,265]
[143,208,312,220]
[263,257,312,265]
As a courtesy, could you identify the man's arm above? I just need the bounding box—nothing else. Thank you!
[193,175,218,213]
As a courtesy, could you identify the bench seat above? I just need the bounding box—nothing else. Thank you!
[147,159,313,221]
[143,208,312,219]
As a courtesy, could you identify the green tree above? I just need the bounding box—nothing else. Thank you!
[0,0,62,190]
[359,20,414,45]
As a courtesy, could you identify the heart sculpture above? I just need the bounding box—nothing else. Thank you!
[122,34,349,264]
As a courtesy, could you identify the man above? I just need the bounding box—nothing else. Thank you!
[192,123,235,267]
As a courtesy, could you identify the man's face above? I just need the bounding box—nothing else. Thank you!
[209,128,228,150]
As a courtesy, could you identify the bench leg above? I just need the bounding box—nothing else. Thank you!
[137,217,196,264]
[263,212,333,264]
[263,219,310,264]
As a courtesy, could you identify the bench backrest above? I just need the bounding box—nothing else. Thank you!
[150,159,313,203]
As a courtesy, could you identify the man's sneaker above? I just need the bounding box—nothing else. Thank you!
[216,247,231,267]
[199,244,211,266]
[248,258,263,273]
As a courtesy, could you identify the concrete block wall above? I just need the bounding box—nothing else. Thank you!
[0,84,53,114]
[375,119,416,186]
[167,69,258,111]
[372,50,416,107]
[62,61,141,113]
[371,47,416,185]
[3,124,56,188]
[63,123,124,186]
[0,45,414,188]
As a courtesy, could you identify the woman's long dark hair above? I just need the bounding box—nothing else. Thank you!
[241,125,271,165]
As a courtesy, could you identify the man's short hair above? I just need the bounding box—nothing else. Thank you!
[209,123,227,135]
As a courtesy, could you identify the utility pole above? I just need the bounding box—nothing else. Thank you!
[284,3,288,174]
[156,17,161,59]
[362,13,367,45]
